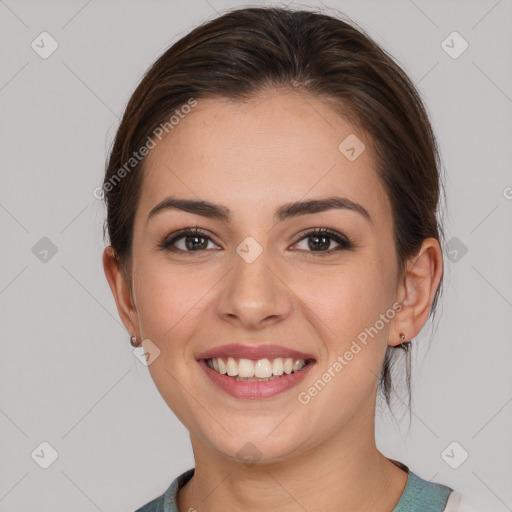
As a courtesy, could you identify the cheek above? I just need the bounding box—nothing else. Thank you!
[299,266,392,408]
[292,259,393,407]
[133,261,200,345]
[133,262,211,422]
[295,261,390,340]
[132,257,226,366]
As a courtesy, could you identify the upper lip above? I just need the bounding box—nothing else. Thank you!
[196,344,316,361]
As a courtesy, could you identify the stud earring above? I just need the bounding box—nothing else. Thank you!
[130,336,139,347]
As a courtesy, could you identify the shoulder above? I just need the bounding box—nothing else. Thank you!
[389,459,453,512]
[399,469,484,512]
[133,492,166,512]
[405,470,454,510]
[133,468,195,512]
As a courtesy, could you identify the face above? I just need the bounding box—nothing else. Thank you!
[121,90,403,463]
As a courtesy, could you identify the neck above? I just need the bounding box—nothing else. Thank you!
[177,407,408,512]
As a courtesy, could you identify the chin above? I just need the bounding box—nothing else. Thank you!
[208,430,304,466]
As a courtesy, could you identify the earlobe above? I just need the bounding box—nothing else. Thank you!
[390,238,443,347]
[102,246,140,337]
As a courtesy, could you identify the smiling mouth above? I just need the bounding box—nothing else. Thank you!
[203,356,316,381]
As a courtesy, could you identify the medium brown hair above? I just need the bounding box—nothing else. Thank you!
[102,6,446,413]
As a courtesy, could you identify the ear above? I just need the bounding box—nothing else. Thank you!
[102,246,140,339]
[389,237,443,346]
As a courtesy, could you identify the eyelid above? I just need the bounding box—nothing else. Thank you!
[159,226,353,254]
[292,227,353,253]
[158,227,220,251]
[294,227,350,244]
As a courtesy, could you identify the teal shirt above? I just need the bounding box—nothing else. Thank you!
[134,463,453,512]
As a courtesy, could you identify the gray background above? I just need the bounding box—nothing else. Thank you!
[1,0,511,510]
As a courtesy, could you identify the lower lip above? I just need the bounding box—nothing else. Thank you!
[198,359,315,399]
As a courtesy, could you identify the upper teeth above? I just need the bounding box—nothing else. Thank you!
[206,357,307,378]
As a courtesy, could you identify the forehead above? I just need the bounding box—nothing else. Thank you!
[137,90,390,226]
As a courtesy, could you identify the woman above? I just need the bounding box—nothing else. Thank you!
[102,6,481,511]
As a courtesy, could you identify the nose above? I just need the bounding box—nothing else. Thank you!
[216,243,294,330]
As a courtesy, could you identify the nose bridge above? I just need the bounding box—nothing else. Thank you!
[216,235,293,328]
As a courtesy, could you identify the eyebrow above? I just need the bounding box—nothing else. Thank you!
[147,196,372,224]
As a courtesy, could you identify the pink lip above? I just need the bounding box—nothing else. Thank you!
[197,358,316,399]
[195,344,316,362]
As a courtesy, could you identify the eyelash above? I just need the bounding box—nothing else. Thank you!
[158,226,353,256]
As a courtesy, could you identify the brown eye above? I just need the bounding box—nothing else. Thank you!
[293,228,353,255]
[158,227,353,256]
[159,228,220,254]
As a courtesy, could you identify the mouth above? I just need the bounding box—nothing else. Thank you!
[197,355,316,399]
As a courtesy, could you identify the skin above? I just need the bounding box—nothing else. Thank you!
[103,89,443,512]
